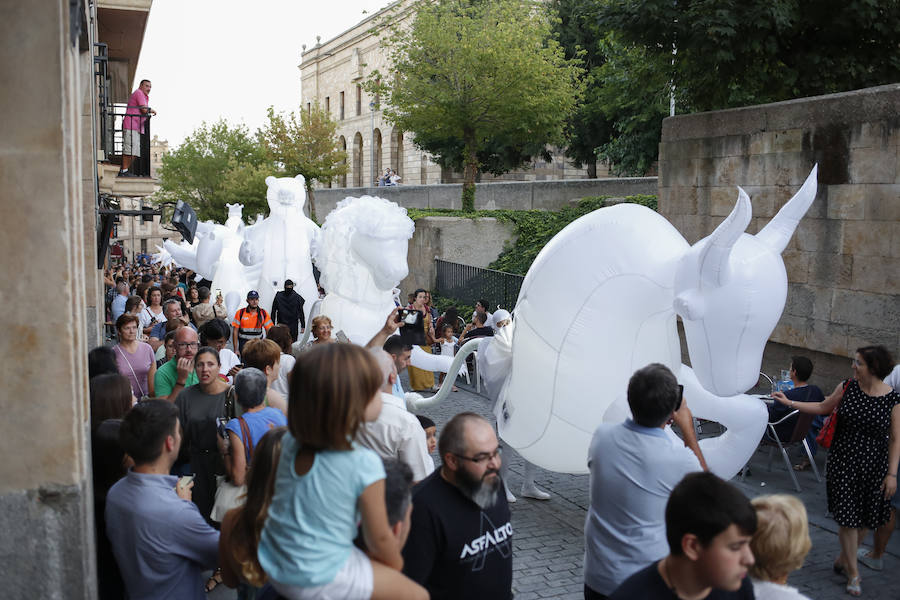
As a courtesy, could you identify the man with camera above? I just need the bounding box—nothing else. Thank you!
[583,363,708,600]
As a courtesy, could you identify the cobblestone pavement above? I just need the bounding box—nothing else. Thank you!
[214,373,900,599]
[415,376,900,600]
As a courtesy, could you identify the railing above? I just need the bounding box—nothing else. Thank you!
[94,44,153,178]
[434,259,524,311]
[104,104,153,177]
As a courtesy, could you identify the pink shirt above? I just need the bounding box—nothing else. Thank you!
[123,89,149,131]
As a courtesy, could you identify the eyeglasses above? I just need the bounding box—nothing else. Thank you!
[176,342,199,349]
[453,447,502,465]
[851,358,865,367]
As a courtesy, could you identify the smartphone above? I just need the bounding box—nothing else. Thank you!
[335,330,350,344]
[675,384,684,412]
[178,475,194,489]
[216,417,229,439]
[215,288,222,298]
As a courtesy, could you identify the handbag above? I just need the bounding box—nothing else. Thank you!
[210,416,254,522]
[816,379,851,449]
[115,344,150,402]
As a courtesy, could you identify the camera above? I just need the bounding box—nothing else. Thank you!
[396,308,419,325]
[396,308,426,346]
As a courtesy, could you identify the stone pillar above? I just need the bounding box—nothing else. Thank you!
[0,0,98,597]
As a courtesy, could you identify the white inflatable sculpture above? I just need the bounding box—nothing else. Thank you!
[239,175,320,322]
[419,166,819,480]
[156,204,263,318]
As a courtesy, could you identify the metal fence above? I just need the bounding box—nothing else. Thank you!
[434,259,524,311]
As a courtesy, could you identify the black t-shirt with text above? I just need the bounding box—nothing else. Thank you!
[402,470,513,600]
[611,562,754,600]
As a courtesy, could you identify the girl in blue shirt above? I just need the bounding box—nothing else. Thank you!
[258,344,427,600]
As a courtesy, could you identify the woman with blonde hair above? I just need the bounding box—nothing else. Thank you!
[219,426,288,599]
[303,315,337,350]
[749,494,812,600]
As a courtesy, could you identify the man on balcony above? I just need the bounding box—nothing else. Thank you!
[119,79,156,177]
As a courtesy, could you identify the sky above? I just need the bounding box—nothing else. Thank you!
[136,0,391,147]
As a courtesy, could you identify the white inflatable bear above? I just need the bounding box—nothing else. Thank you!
[239,175,320,323]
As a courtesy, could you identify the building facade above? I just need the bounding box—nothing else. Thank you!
[299,0,597,189]
[0,0,157,596]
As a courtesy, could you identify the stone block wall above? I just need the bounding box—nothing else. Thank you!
[399,216,518,294]
[659,84,900,358]
[311,177,658,219]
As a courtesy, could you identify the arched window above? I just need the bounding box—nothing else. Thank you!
[374,129,383,183]
[338,136,347,187]
[353,133,364,187]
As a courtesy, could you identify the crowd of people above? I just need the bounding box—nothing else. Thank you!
[91,260,899,599]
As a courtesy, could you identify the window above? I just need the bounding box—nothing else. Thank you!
[340,91,345,120]
[356,85,362,116]
[325,96,330,114]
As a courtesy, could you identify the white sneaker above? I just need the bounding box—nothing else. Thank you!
[857,547,883,571]
[504,481,516,503]
[521,483,551,500]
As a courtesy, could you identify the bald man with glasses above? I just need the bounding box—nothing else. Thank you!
[402,412,513,599]
[154,327,200,401]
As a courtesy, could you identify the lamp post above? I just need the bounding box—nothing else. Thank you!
[369,100,376,187]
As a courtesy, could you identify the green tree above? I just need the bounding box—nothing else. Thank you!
[597,0,900,112]
[551,0,612,178]
[371,0,583,211]
[156,120,272,222]
[259,104,349,222]
[593,33,670,176]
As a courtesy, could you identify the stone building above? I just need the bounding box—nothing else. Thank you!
[0,0,158,595]
[299,0,595,189]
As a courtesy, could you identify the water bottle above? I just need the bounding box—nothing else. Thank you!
[778,369,794,392]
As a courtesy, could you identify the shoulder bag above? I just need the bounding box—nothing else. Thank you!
[211,416,254,522]
[816,379,851,449]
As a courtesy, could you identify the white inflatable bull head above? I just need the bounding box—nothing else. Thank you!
[674,165,818,396]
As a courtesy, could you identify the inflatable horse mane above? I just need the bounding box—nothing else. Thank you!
[420,166,819,479]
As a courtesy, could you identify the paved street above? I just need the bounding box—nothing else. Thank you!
[213,372,899,599]
[418,376,900,600]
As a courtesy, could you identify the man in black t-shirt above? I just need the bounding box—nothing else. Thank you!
[402,412,512,600]
[458,310,494,344]
[610,472,757,600]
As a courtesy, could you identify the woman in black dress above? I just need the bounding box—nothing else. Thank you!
[174,346,230,522]
[774,345,899,596]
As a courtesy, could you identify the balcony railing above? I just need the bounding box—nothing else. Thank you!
[95,44,153,178]
[434,259,524,311]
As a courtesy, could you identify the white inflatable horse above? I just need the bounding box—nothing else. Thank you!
[313,195,415,344]
[419,166,819,480]
[312,195,458,375]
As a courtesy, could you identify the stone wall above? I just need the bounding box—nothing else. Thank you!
[311,177,658,219]
[659,84,900,358]
[1,1,99,597]
[400,216,518,294]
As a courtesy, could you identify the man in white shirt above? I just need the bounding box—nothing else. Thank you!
[356,349,434,482]
[583,363,708,599]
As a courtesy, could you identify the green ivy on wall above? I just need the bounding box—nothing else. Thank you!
[406,194,657,276]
